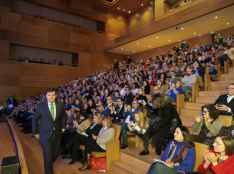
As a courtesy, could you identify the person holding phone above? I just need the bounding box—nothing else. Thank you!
[191,105,223,145]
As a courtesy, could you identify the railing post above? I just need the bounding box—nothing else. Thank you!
[217,64,221,80]
[176,93,185,114]
[192,81,199,102]
[224,60,229,73]
[204,67,211,91]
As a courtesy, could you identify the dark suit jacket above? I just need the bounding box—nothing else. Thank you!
[215,94,234,115]
[33,100,66,143]
[85,123,102,138]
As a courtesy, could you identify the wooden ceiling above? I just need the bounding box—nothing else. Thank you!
[27,0,153,22]
[108,5,234,55]
[96,0,154,17]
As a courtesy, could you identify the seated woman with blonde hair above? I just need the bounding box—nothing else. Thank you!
[197,136,234,174]
[79,116,115,170]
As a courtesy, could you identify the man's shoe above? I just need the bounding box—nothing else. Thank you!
[68,160,75,165]
[120,145,128,149]
[139,150,149,156]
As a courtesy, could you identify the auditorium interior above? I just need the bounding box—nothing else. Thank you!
[0,0,234,174]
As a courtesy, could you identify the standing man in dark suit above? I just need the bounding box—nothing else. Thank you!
[215,83,234,115]
[33,88,66,174]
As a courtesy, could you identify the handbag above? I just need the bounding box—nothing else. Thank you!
[90,156,107,172]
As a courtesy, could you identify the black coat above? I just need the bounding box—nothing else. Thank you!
[85,123,102,138]
[215,94,234,115]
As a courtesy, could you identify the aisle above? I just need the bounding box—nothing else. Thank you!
[0,121,16,173]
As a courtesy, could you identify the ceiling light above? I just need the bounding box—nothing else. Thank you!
[214,16,218,20]
[140,3,144,7]
[226,22,230,25]
[122,8,126,12]
[128,10,131,14]
[180,27,184,30]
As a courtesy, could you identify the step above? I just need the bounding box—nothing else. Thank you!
[184,102,203,110]
[195,96,217,104]
[220,74,234,81]
[180,115,195,128]
[180,108,200,119]
[111,163,132,174]
[114,152,150,174]
[198,91,222,97]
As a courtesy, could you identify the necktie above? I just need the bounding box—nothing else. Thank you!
[50,103,55,120]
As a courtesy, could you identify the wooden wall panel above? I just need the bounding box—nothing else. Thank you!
[0,40,9,60]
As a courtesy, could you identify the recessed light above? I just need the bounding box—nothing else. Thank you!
[226,22,230,25]
[140,3,144,7]
[128,10,131,14]
[214,16,218,20]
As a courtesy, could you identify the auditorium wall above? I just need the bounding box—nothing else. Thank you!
[0,7,123,102]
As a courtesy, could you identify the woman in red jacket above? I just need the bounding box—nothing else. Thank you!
[197,136,234,174]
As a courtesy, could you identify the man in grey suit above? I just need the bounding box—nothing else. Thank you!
[33,88,66,174]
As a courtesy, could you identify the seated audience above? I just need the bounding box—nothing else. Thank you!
[79,117,115,170]
[197,136,234,174]
[191,104,222,145]
[167,80,184,103]
[182,66,197,101]
[147,126,195,174]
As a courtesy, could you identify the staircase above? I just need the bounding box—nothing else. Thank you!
[180,67,234,127]
[112,152,150,174]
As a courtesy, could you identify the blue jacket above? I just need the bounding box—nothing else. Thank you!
[161,140,195,173]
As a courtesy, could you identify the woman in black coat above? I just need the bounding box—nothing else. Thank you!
[139,94,182,156]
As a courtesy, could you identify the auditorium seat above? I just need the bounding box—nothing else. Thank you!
[91,124,121,171]
[194,142,209,171]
